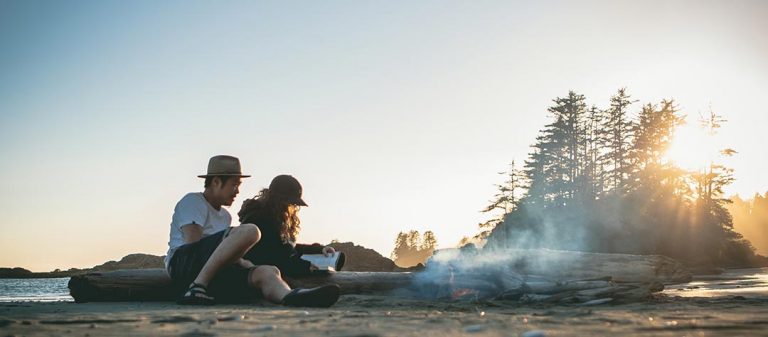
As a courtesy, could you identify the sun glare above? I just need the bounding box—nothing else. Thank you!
[665,119,719,172]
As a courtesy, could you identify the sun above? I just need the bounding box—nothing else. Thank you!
[664,119,719,172]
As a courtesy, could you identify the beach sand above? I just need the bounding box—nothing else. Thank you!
[2,294,768,337]
[4,268,768,336]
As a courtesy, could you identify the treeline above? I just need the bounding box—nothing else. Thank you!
[481,89,765,268]
[728,193,768,256]
[391,230,437,267]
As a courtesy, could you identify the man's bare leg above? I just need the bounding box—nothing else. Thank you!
[192,223,261,287]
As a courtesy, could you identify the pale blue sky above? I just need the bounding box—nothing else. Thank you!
[1,1,766,271]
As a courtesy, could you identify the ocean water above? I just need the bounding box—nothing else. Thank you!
[664,267,768,298]
[0,278,73,302]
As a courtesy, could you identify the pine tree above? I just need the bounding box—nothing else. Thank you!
[630,100,685,190]
[391,230,439,267]
[421,231,437,251]
[524,136,554,206]
[602,88,637,193]
[583,104,606,198]
[692,109,737,226]
[546,91,588,203]
[390,231,409,260]
[478,161,522,238]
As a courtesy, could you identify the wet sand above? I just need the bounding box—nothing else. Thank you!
[3,269,768,337]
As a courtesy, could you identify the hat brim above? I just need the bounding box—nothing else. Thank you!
[291,197,308,207]
[197,174,252,178]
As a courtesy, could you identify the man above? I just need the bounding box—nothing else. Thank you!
[165,155,340,306]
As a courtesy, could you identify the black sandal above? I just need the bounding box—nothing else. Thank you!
[177,282,215,305]
[282,284,340,308]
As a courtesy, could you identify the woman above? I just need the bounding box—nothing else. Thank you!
[238,174,339,278]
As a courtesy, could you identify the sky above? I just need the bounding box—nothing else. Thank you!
[1,0,766,272]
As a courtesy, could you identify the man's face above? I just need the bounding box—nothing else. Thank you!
[213,177,242,206]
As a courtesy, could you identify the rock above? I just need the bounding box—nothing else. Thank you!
[91,254,165,271]
[253,324,276,332]
[579,298,613,306]
[328,242,396,272]
[151,316,198,324]
[522,330,546,337]
[463,324,487,333]
[0,268,33,278]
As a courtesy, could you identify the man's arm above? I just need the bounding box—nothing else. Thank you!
[181,224,203,244]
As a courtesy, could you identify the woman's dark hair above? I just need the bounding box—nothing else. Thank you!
[241,188,301,242]
[204,175,232,188]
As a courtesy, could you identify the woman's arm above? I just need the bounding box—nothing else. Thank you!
[294,243,325,255]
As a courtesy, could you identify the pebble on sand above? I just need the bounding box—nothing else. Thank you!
[522,330,546,337]
[253,324,276,332]
[463,324,487,333]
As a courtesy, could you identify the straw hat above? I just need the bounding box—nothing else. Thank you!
[197,155,251,178]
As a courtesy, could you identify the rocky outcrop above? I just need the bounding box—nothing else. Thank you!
[0,254,166,278]
[90,254,165,271]
[328,242,397,272]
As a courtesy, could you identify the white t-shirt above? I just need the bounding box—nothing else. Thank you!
[164,192,232,270]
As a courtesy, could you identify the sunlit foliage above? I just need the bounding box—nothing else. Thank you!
[482,89,764,267]
[391,230,438,268]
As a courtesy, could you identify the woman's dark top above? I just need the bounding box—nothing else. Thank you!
[238,198,324,277]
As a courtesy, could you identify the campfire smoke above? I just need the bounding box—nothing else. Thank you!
[410,246,689,304]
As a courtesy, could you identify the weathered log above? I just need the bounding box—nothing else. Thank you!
[525,280,614,294]
[69,250,689,303]
[68,269,415,303]
[514,250,691,284]
[69,269,174,302]
[287,271,415,293]
[430,249,692,284]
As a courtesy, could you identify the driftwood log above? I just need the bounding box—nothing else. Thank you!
[68,270,414,303]
[510,250,692,284]
[428,249,692,284]
[68,250,690,303]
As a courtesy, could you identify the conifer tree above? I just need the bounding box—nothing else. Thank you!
[524,136,554,206]
[630,100,685,190]
[546,91,588,203]
[583,104,606,198]
[602,88,637,193]
[391,230,439,267]
[421,231,437,251]
[692,109,737,227]
[478,161,522,238]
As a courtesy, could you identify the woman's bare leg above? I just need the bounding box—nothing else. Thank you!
[248,265,291,303]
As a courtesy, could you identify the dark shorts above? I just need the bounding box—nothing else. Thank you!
[168,228,260,302]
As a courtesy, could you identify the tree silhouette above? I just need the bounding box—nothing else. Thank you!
[390,230,439,267]
[728,193,768,255]
[602,88,637,193]
[630,100,686,193]
[692,110,736,215]
[477,161,522,239]
[484,89,763,268]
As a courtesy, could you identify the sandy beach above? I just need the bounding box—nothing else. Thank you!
[1,294,767,337]
[3,268,768,336]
